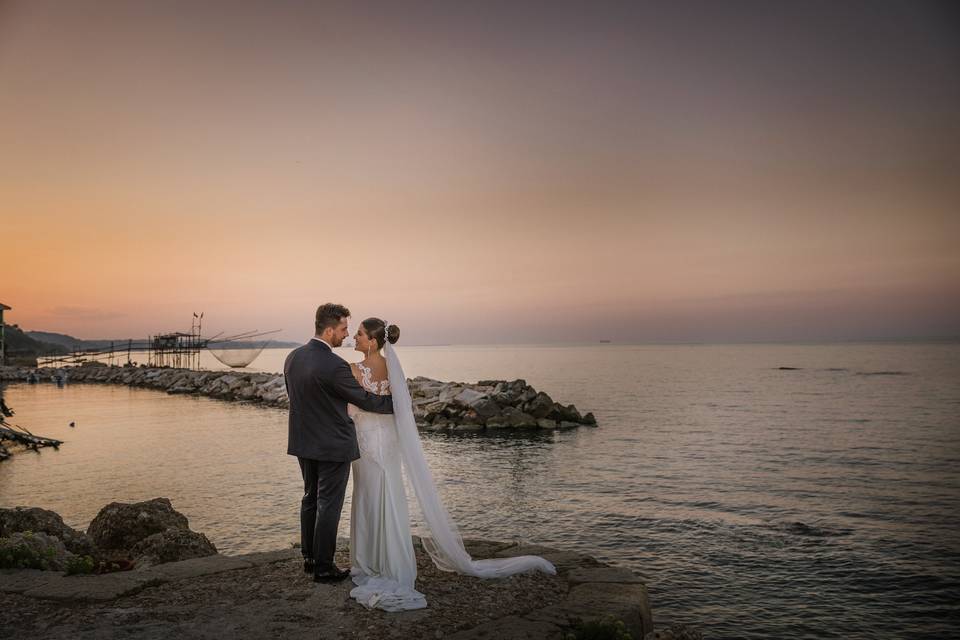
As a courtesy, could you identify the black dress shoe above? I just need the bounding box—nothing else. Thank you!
[312,566,350,583]
[303,558,315,574]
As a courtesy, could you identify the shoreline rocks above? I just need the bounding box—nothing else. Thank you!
[0,364,598,432]
[0,498,217,572]
[1,533,654,639]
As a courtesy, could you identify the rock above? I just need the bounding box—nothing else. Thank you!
[561,404,582,422]
[87,498,190,551]
[471,398,502,419]
[537,418,559,429]
[525,392,555,418]
[644,625,705,640]
[439,385,466,403]
[502,406,538,428]
[549,403,582,422]
[449,424,484,433]
[0,506,99,558]
[424,401,449,416]
[454,409,484,426]
[530,582,653,639]
[455,388,487,407]
[581,412,597,426]
[130,529,217,567]
[167,385,194,395]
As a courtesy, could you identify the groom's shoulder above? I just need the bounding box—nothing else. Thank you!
[284,342,316,368]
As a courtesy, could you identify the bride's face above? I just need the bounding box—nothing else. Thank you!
[353,326,374,354]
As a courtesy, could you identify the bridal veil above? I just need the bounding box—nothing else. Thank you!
[383,341,556,578]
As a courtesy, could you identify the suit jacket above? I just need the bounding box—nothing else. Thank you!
[284,339,394,461]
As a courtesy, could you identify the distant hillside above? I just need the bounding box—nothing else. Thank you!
[27,331,136,350]
[3,325,69,364]
[25,330,85,349]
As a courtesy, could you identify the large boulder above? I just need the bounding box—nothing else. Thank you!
[455,388,487,407]
[87,497,190,551]
[130,529,217,567]
[471,398,502,419]
[525,391,555,418]
[0,506,99,558]
[501,406,538,428]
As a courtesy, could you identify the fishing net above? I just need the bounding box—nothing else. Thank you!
[207,340,269,368]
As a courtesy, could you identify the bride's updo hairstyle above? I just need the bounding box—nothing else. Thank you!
[362,317,400,349]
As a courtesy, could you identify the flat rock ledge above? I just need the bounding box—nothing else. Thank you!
[0,365,597,432]
[0,538,652,640]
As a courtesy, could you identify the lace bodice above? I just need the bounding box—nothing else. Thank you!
[357,361,391,396]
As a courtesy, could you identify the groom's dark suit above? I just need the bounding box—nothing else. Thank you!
[284,338,394,572]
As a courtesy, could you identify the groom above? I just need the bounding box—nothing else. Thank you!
[284,303,395,582]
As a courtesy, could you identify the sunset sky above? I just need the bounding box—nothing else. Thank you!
[1,1,958,344]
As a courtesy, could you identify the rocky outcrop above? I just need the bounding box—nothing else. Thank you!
[1,537,656,640]
[0,364,598,432]
[129,529,218,568]
[1,499,216,572]
[0,506,98,558]
[409,377,597,431]
[87,497,216,567]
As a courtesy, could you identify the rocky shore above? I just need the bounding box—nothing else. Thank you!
[0,498,662,639]
[0,364,597,432]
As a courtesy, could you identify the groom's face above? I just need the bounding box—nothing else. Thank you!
[328,317,350,347]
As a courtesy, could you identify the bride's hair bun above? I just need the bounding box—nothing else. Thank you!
[386,324,400,345]
[361,317,399,349]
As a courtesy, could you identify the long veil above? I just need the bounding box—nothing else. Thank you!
[383,342,556,577]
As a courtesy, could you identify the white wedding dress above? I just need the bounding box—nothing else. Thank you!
[347,343,556,612]
[348,361,427,611]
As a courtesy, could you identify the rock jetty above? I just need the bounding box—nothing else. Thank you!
[0,364,598,432]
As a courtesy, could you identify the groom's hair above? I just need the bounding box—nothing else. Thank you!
[315,303,350,334]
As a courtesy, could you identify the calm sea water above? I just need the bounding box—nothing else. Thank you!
[3,342,959,639]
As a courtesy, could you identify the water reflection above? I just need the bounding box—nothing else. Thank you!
[3,342,960,639]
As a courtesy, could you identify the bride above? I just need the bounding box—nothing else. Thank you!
[346,317,556,611]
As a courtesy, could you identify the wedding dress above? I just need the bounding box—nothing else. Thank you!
[347,343,556,612]
[348,361,427,611]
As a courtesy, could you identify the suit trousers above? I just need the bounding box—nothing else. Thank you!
[298,457,351,571]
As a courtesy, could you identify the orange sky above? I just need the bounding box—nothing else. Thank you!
[2,1,958,344]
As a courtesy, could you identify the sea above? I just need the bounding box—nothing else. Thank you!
[2,342,958,639]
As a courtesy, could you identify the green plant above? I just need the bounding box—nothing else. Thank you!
[0,531,59,570]
[563,616,634,640]
[65,554,96,575]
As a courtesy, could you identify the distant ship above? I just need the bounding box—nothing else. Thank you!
[599,339,612,344]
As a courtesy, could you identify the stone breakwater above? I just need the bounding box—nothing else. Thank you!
[0,365,597,431]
